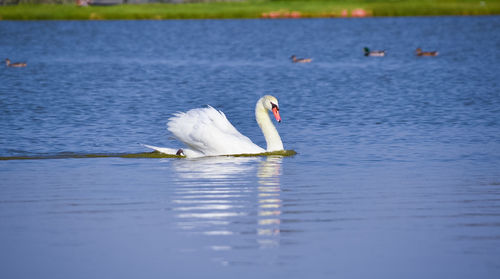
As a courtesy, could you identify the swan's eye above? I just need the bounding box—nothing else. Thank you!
[271,102,279,111]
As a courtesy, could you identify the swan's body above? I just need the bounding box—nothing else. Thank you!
[146,95,284,158]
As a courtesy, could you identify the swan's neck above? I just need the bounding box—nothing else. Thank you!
[255,100,284,152]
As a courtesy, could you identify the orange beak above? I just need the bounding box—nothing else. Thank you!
[272,106,281,123]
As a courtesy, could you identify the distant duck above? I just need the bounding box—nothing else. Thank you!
[5,58,27,67]
[415,48,438,56]
[364,47,385,57]
[290,55,312,63]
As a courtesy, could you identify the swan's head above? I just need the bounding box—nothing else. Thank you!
[261,95,281,123]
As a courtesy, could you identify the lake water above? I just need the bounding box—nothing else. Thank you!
[1,16,500,278]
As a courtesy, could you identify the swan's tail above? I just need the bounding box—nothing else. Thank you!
[142,144,203,158]
[142,144,179,155]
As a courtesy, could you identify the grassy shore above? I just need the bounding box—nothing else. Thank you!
[0,0,499,20]
[0,150,297,160]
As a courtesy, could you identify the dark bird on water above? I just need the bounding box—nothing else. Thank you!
[5,58,27,67]
[415,48,438,56]
[290,55,312,63]
[364,47,386,57]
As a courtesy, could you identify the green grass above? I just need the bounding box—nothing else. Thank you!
[0,1,499,20]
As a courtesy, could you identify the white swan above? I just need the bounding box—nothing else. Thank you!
[145,95,284,158]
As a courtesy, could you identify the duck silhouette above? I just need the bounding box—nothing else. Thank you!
[415,48,438,56]
[364,47,385,57]
[290,55,312,63]
[5,58,27,67]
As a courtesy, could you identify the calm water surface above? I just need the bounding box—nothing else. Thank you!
[1,17,500,278]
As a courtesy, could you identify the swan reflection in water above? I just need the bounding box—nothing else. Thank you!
[256,156,283,249]
[172,156,260,181]
[171,156,283,250]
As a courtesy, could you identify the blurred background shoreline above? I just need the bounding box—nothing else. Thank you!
[1,0,499,20]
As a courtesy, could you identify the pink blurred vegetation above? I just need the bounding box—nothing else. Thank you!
[261,8,370,19]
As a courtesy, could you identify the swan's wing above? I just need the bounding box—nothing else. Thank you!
[167,106,265,156]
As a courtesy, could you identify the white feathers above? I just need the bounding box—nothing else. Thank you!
[145,96,283,158]
[167,106,265,156]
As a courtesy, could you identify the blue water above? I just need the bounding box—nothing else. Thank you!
[1,17,500,279]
